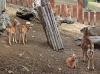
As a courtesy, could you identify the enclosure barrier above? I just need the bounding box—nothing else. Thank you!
[6,0,100,26]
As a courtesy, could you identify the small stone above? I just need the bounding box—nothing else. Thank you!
[4,45,9,48]
[22,66,29,71]
[58,68,61,71]
[19,53,24,57]
[33,31,36,32]
[39,54,42,56]
[8,70,13,74]
[32,36,35,38]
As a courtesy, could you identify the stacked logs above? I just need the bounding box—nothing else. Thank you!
[37,0,64,51]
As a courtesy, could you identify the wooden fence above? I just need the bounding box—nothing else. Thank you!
[7,0,33,7]
[52,0,100,26]
[7,0,100,25]
[6,0,54,8]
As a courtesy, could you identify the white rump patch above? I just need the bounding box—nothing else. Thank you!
[26,22,30,24]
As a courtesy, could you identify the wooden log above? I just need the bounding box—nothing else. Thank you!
[37,6,57,50]
[44,5,60,51]
[47,3,64,50]
[42,7,58,50]
[38,7,52,47]
[39,0,64,51]
[41,0,61,51]
[49,5,64,50]
[46,5,60,50]
[37,7,50,46]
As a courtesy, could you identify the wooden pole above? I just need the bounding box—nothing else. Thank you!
[47,3,64,50]
[44,6,60,50]
[37,6,57,50]
[42,7,58,50]
[37,0,64,51]
[78,0,83,23]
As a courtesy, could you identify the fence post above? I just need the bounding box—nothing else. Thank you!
[72,4,78,21]
[78,0,83,23]
[90,12,95,25]
[49,0,54,8]
[96,12,100,27]
[84,12,88,25]
[55,5,60,15]
[67,4,71,18]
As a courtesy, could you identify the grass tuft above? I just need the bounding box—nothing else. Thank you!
[88,3,100,11]
[88,0,96,2]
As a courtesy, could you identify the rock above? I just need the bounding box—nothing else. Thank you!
[32,36,35,38]
[56,16,75,25]
[80,26,100,36]
[21,66,29,72]
[0,12,12,36]
[60,18,75,24]
[8,70,13,74]
[4,45,9,48]
[19,53,24,57]
[58,68,61,71]
[16,8,40,23]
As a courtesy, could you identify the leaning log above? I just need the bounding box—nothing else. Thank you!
[47,3,64,50]
[37,0,64,51]
[43,7,57,50]
[38,6,58,50]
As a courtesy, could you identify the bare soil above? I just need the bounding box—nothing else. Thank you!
[89,2,100,8]
[0,3,100,74]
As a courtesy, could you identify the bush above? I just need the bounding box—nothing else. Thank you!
[88,0,96,2]
[97,0,100,2]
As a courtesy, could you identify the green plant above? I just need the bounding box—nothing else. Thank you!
[97,0,100,2]
[88,4,100,11]
[88,0,96,2]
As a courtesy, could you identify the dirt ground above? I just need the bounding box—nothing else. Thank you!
[89,2,100,8]
[0,3,100,74]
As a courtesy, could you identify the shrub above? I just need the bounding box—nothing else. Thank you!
[88,0,96,2]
